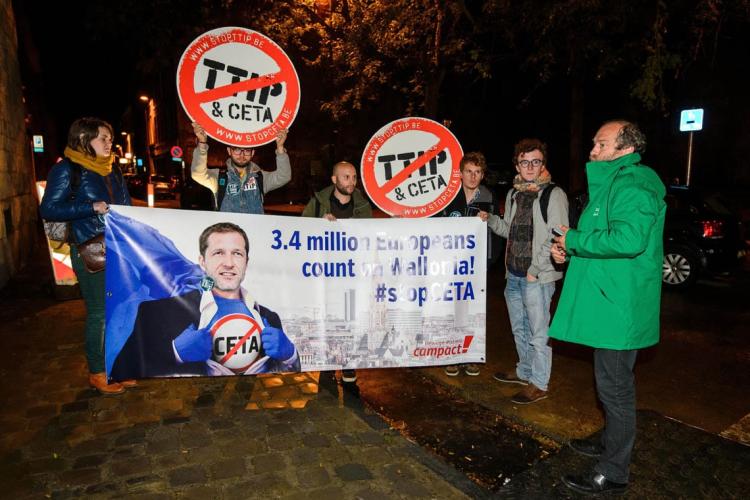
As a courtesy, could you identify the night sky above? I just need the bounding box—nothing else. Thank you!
[13,1,750,191]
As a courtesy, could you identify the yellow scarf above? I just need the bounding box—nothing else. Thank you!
[64,146,113,176]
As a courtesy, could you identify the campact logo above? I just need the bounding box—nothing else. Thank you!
[412,335,474,358]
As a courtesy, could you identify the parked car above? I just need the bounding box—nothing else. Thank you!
[567,185,745,290]
[662,185,745,289]
[124,173,181,200]
[150,174,180,200]
[124,173,147,199]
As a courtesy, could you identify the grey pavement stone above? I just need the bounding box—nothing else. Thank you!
[57,467,102,488]
[250,452,286,474]
[168,464,207,487]
[289,446,319,466]
[266,433,299,452]
[109,456,152,477]
[175,484,217,499]
[352,487,393,500]
[390,477,433,498]
[334,433,359,446]
[356,430,386,446]
[302,432,331,448]
[209,457,248,479]
[72,453,108,469]
[335,463,374,481]
[219,437,268,458]
[295,465,331,488]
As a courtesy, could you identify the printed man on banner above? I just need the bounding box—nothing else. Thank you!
[302,160,372,382]
[110,222,300,379]
[479,138,568,404]
[440,152,497,378]
[191,122,291,213]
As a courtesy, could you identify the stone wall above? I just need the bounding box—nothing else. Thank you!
[0,0,38,289]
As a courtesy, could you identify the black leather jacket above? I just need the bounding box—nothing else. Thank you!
[40,158,131,244]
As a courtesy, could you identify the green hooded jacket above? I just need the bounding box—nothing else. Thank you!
[548,153,666,349]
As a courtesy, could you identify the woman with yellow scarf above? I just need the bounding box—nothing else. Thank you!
[41,117,134,394]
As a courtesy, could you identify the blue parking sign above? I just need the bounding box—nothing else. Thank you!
[680,109,704,132]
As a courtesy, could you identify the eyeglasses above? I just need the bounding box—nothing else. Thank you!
[229,148,253,156]
[517,159,544,168]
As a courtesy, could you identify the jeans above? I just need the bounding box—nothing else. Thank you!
[71,245,106,373]
[594,348,638,484]
[504,274,555,391]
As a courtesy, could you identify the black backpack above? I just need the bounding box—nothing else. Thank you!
[214,169,264,211]
[509,183,563,224]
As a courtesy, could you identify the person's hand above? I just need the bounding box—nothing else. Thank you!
[261,317,294,360]
[323,213,337,221]
[552,225,569,251]
[551,243,567,264]
[192,122,208,143]
[174,324,212,363]
[275,129,288,153]
[477,210,489,222]
[526,273,537,282]
[93,201,109,214]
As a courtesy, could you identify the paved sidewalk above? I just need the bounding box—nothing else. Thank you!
[1,243,748,498]
[0,286,481,499]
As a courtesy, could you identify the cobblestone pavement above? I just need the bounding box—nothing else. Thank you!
[1,247,748,499]
[0,293,482,499]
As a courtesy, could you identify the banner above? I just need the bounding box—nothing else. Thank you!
[105,206,486,379]
[35,182,78,286]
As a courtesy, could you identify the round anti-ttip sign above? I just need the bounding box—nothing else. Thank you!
[177,27,300,147]
[361,117,463,218]
[210,313,262,373]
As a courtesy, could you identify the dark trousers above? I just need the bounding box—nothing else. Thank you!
[594,348,638,484]
[71,245,106,373]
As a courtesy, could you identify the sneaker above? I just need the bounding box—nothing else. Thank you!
[464,364,480,376]
[511,383,548,404]
[342,369,357,383]
[493,371,528,385]
[444,365,460,377]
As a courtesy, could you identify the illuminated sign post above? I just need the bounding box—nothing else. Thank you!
[679,108,704,186]
[33,135,44,153]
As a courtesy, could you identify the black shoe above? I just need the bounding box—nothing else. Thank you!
[342,369,357,383]
[569,438,604,458]
[561,472,627,495]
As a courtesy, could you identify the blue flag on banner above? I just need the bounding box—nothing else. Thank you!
[104,210,203,375]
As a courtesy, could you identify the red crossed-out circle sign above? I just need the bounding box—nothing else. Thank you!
[170,146,183,158]
[360,117,463,218]
[177,27,300,147]
[210,313,262,373]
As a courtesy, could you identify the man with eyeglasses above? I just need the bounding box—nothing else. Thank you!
[190,122,291,214]
[440,151,496,378]
[478,138,568,404]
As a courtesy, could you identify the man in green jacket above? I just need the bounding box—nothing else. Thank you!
[302,161,372,382]
[550,120,666,495]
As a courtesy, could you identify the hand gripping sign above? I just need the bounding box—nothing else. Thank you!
[177,27,300,147]
[361,117,463,218]
[211,313,263,373]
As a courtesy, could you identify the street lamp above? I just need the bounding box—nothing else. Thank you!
[138,94,157,207]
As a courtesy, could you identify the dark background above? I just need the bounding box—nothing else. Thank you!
[13,0,750,199]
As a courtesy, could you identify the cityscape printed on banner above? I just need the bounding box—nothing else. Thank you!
[286,284,486,370]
